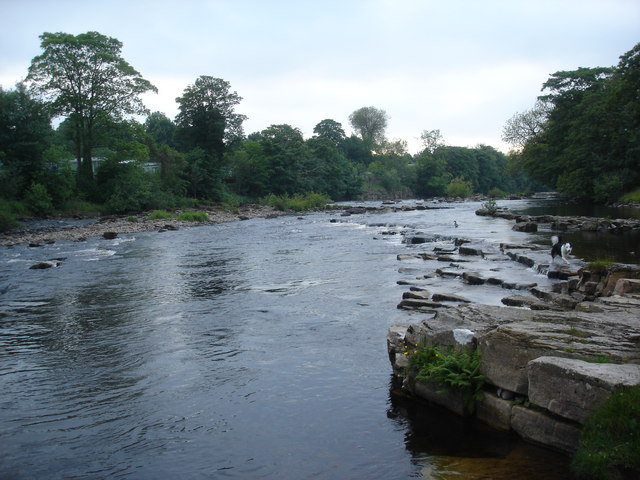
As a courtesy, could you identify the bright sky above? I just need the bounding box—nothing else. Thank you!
[2,0,638,153]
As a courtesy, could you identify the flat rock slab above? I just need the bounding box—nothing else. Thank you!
[528,356,640,424]
[511,405,581,453]
[402,304,640,394]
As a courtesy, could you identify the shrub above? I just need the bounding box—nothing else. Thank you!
[487,188,506,198]
[482,198,498,214]
[24,183,54,216]
[148,210,174,220]
[571,385,640,479]
[445,177,473,198]
[177,211,208,222]
[619,188,640,204]
[0,201,19,232]
[264,192,330,211]
[408,343,485,410]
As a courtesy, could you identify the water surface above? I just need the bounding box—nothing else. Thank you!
[0,199,604,479]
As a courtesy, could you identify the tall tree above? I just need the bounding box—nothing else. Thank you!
[0,84,53,198]
[312,119,346,147]
[174,76,246,149]
[348,106,388,151]
[145,111,176,148]
[419,129,445,154]
[501,100,550,150]
[174,76,246,200]
[26,31,157,191]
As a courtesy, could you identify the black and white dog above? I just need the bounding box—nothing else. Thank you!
[551,235,572,264]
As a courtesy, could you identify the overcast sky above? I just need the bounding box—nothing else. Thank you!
[2,0,638,153]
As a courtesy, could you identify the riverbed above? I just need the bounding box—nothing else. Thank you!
[1,198,636,479]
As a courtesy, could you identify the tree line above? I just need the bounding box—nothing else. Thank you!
[9,32,635,227]
[502,43,640,204]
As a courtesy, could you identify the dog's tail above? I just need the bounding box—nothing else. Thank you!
[551,235,560,246]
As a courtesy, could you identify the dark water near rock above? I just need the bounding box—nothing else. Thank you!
[3,198,632,479]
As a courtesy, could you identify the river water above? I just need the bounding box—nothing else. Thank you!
[1,198,636,479]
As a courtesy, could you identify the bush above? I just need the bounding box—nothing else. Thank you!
[148,210,174,220]
[177,211,208,222]
[264,192,330,211]
[571,385,640,479]
[408,343,485,410]
[487,187,506,198]
[0,201,20,232]
[482,198,498,214]
[24,182,54,216]
[619,188,640,204]
[445,177,473,198]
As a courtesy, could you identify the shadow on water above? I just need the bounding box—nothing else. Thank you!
[387,378,576,480]
[511,196,640,220]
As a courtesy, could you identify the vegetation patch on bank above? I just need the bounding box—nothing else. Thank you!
[571,384,640,480]
[407,343,485,411]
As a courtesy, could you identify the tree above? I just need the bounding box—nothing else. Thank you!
[313,119,346,147]
[0,84,53,199]
[348,106,388,151]
[419,129,445,154]
[501,100,550,150]
[510,44,640,202]
[174,76,246,149]
[413,151,451,197]
[26,31,157,192]
[145,111,176,148]
[253,124,307,195]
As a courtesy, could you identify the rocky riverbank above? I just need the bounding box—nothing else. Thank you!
[0,204,290,247]
[387,211,640,456]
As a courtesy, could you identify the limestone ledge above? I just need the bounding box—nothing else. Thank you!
[389,257,640,454]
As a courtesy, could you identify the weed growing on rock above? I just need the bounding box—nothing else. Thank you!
[571,384,640,480]
[407,343,485,411]
[482,198,498,214]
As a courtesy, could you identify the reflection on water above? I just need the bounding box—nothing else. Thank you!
[389,381,574,480]
[0,198,626,479]
[511,195,640,220]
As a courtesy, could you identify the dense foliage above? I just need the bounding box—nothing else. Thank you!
[6,29,592,229]
[407,343,485,411]
[571,384,640,479]
[504,43,640,203]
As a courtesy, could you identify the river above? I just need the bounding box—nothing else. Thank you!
[1,198,636,479]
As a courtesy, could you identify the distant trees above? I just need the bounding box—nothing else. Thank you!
[501,100,550,150]
[26,31,157,192]
[174,76,247,200]
[349,106,389,152]
[506,43,640,203]
[0,84,53,198]
[3,29,568,225]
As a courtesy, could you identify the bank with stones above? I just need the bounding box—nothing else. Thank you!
[387,210,640,455]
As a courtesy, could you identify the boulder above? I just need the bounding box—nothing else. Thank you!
[613,278,640,296]
[432,293,472,303]
[29,261,56,269]
[102,231,118,239]
[397,298,448,311]
[476,393,512,431]
[511,405,581,453]
[528,356,640,424]
[462,272,485,285]
[459,245,483,256]
[501,295,551,310]
[512,222,538,232]
[412,377,473,417]
[402,290,430,300]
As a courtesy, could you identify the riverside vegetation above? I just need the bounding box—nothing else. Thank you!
[2,33,639,232]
